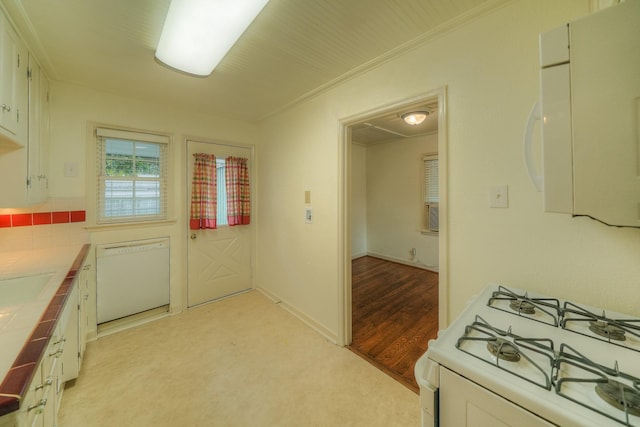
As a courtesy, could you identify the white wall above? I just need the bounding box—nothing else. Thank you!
[49,81,258,318]
[256,0,640,342]
[366,134,438,269]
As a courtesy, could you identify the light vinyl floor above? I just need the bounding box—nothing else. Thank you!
[58,291,420,426]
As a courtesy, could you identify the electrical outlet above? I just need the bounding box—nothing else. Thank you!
[305,207,313,223]
[489,185,509,208]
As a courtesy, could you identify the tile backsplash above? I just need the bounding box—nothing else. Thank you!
[1,211,86,227]
[0,198,89,252]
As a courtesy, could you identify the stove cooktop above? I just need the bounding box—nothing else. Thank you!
[425,284,640,427]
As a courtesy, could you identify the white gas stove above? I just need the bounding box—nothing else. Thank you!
[415,284,640,427]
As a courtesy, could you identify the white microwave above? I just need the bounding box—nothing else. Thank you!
[524,0,640,228]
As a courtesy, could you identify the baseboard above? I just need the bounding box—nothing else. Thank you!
[96,305,170,338]
[256,286,338,344]
[351,251,367,260]
[365,251,439,273]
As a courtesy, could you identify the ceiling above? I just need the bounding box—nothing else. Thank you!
[5,0,500,125]
[351,102,438,145]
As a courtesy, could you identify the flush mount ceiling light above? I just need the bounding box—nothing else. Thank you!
[155,0,270,77]
[401,111,429,126]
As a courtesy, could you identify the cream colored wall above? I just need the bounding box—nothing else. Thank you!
[49,81,258,319]
[366,134,438,269]
[256,0,640,341]
[350,143,367,257]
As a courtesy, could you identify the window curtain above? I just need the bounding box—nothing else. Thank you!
[225,157,250,226]
[190,153,217,230]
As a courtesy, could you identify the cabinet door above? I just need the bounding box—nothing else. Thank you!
[439,368,554,427]
[60,280,79,382]
[0,13,27,144]
[27,56,49,204]
[570,1,640,227]
[78,261,91,365]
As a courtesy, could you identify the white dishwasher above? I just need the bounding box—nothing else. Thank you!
[96,238,170,324]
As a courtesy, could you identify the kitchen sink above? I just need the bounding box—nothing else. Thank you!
[0,273,54,307]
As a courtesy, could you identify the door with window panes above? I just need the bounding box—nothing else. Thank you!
[186,140,253,306]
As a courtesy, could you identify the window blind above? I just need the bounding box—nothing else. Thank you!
[423,154,439,204]
[96,127,169,224]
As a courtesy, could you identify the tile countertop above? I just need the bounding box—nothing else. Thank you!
[0,244,90,416]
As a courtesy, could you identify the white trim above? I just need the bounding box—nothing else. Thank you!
[256,286,338,344]
[85,219,177,231]
[338,87,449,347]
[96,127,169,144]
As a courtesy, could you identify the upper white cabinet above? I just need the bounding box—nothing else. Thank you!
[0,7,49,207]
[0,11,27,146]
[532,2,640,228]
[27,54,50,204]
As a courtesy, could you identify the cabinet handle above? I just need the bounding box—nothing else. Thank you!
[53,337,66,345]
[35,377,54,391]
[1,104,10,112]
[27,398,47,412]
[49,348,64,358]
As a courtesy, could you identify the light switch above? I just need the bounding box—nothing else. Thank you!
[305,190,311,204]
[489,185,509,208]
[305,207,313,223]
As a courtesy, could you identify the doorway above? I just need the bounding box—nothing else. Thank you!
[338,88,449,366]
[186,139,254,307]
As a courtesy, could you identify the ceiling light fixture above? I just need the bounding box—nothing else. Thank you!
[401,111,429,126]
[155,0,270,77]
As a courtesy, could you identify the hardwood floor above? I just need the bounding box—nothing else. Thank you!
[348,256,439,393]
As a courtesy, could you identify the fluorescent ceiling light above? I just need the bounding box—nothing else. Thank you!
[401,111,429,126]
[156,0,269,76]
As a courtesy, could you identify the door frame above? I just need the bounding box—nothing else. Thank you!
[184,137,257,308]
[337,87,449,346]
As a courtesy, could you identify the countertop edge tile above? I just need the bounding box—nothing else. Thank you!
[0,363,37,399]
[0,395,19,416]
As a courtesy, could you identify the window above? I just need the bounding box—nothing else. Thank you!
[96,127,169,224]
[216,158,228,226]
[423,154,439,232]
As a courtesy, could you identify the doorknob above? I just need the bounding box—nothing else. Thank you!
[190,233,197,240]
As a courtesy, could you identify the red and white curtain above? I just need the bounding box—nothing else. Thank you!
[190,153,217,230]
[225,157,250,226]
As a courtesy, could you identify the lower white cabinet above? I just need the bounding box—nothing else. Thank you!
[0,274,83,427]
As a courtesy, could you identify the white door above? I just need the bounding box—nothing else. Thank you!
[186,140,253,307]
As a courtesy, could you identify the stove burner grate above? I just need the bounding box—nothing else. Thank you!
[595,379,640,417]
[487,285,561,326]
[487,338,521,362]
[589,320,627,342]
[562,302,640,351]
[555,344,640,426]
[455,315,554,390]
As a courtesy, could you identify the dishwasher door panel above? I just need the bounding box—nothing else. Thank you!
[96,239,170,324]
